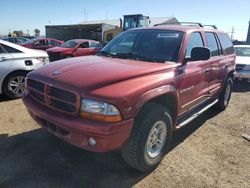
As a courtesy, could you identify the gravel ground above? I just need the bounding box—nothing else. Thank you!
[0,81,249,188]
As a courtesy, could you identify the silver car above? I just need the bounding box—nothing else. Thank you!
[0,40,49,98]
[234,45,250,81]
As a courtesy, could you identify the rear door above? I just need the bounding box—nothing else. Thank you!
[205,32,225,96]
[178,32,210,115]
[89,41,101,55]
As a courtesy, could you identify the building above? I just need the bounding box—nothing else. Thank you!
[45,16,179,42]
[246,20,250,45]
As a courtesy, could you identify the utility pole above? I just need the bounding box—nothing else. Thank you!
[230,26,235,40]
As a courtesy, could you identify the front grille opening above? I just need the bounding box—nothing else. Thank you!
[27,79,77,114]
[30,90,45,102]
[28,79,44,92]
[48,87,76,103]
[50,99,76,112]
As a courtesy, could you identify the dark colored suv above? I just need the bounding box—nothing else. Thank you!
[23,24,235,171]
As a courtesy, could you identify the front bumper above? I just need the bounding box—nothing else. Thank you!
[235,70,250,79]
[22,94,134,152]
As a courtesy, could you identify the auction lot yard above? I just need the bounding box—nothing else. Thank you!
[0,81,249,188]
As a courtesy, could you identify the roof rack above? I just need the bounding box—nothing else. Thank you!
[203,25,218,29]
[178,22,203,27]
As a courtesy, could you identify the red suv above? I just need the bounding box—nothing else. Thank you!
[23,25,235,171]
[20,38,64,51]
[46,39,101,61]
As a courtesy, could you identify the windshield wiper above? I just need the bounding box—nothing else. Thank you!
[97,51,115,58]
[114,52,165,63]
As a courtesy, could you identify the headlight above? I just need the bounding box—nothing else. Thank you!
[36,57,49,64]
[80,99,122,122]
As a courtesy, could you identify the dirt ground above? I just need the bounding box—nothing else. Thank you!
[0,81,249,188]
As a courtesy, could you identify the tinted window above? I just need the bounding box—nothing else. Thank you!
[101,29,184,63]
[218,33,234,55]
[205,32,219,57]
[186,32,204,58]
[0,45,7,53]
[37,40,48,46]
[80,42,89,48]
[90,42,100,48]
[49,40,60,46]
[234,47,250,57]
[60,40,79,48]
[1,44,22,53]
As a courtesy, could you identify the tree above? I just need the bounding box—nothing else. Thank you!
[13,30,23,36]
[34,29,40,36]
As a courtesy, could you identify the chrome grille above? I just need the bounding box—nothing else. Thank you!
[27,79,77,113]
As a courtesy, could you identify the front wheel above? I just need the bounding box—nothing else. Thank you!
[121,103,173,171]
[2,71,27,99]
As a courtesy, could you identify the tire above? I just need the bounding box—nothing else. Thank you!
[214,77,233,110]
[2,71,27,99]
[121,102,173,171]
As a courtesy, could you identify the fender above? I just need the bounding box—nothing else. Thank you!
[135,85,177,116]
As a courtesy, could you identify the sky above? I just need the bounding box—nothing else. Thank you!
[0,0,249,40]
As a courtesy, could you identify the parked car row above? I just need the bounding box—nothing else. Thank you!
[0,40,49,98]
[46,39,101,61]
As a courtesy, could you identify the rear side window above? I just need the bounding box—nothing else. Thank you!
[0,45,7,53]
[186,32,204,58]
[1,44,22,53]
[217,33,234,55]
[90,42,100,48]
[205,32,219,57]
[49,40,60,46]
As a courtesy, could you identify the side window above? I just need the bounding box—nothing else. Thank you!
[0,45,8,53]
[1,44,22,53]
[205,32,219,57]
[186,32,204,58]
[49,40,60,46]
[217,33,234,55]
[90,42,100,48]
[38,40,48,46]
[80,42,89,48]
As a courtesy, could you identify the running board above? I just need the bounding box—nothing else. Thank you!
[177,99,218,128]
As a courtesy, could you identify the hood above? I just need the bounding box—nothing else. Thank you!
[236,56,250,65]
[30,56,176,92]
[46,47,73,53]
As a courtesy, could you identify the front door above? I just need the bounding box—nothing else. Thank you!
[177,32,210,115]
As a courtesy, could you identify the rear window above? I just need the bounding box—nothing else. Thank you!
[218,33,234,55]
[1,44,22,53]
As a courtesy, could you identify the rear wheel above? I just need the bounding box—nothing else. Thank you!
[2,71,27,99]
[66,55,73,59]
[214,77,233,110]
[121,103,173,171]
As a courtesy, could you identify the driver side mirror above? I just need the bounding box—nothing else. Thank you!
[190,47,210,61]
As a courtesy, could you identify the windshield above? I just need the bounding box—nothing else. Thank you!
[99,29,184,63]
[60,40,80,48]
[234,47,250,57]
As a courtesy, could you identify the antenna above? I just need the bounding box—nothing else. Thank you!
[230,26,235,40]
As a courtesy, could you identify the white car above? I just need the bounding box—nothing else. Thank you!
[234,45,250,81]
[0,40,49,98]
